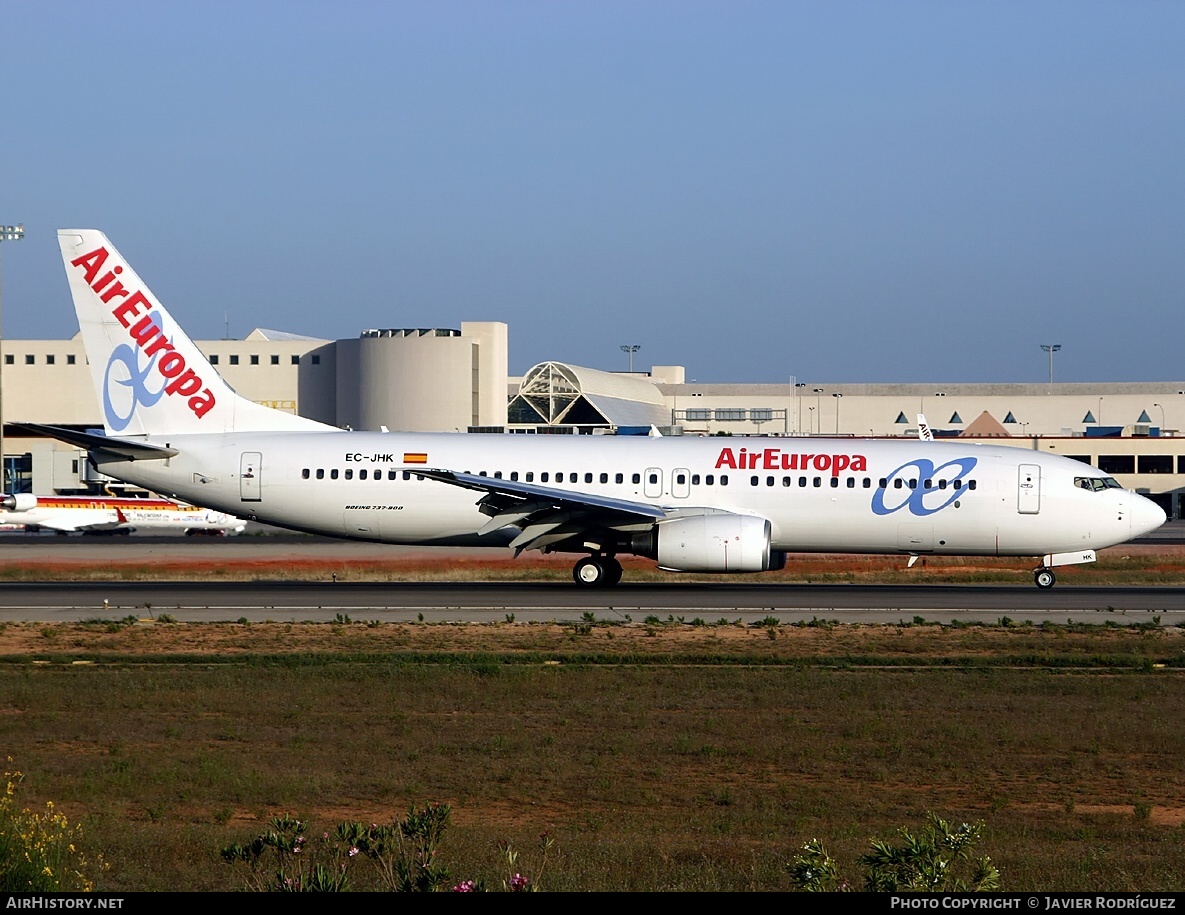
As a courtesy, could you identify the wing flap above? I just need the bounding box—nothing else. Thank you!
[419,469,667,553]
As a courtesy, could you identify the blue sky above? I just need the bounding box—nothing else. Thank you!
[1,1,1182,382]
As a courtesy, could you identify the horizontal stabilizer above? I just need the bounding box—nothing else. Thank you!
[15,423,178,460]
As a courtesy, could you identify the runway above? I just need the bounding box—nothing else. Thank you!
[1,530,1182,624]
[1,580,1181,625]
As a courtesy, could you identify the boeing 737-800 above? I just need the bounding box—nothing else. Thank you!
[20,230,1166,588]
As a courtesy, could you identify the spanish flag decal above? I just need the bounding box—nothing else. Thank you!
[403,452,428,464]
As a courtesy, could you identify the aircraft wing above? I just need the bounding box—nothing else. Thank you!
[417,469,666,553]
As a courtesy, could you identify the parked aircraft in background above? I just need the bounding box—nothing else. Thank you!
[0,493,246,535]
[21,229,1166,586]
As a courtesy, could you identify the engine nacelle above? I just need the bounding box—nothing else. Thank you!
[641,512,784,573]
[0,493,37,512]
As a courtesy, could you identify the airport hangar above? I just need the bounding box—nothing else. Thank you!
[3,321,1185,520]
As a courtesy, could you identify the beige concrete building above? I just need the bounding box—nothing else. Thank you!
[1,322,507,494]
[3,324,1183,519]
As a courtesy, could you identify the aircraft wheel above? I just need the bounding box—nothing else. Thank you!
[1034,568,1056,589]
[573,556,607,588]
[603,556,623,586]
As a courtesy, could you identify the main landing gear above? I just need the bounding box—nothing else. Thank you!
[1034,567,1056,589]
[572,555,623,588]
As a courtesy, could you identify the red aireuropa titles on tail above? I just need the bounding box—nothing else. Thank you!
[69,246,216,420]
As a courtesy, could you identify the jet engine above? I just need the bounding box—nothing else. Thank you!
[632,512,786,573]
[0,493,37,512]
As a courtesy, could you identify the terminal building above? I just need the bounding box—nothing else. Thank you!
[4,323,1185,520]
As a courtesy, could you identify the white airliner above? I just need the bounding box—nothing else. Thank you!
[0,494,245,535]
[22,230,1166,587]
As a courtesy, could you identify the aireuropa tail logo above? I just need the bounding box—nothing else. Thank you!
[70,245,216,425]
[103,317,166,432]
[871,457,978,516]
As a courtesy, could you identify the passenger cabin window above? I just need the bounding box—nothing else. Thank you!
[330,469,339,480]
[302,468,310,479]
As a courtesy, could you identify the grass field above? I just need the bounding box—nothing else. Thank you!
[3,616,1185,891]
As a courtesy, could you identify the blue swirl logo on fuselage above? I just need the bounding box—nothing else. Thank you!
[871,457,978,516]
[102,314,167,432]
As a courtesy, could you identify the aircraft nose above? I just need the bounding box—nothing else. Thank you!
[1131,494,1167,539]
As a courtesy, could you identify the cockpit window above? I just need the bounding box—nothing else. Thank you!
[1075,476,1122,492]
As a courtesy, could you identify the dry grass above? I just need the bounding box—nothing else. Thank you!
[1,547,1184,584]
[3,618,1185,891]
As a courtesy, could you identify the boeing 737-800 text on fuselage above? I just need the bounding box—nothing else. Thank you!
[20,230,1166,588]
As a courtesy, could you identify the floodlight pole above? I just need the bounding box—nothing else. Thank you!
[620,344,640,374]
[1040,344,1061,384]
[0,224,25,494]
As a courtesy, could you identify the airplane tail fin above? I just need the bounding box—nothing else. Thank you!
[57,229,332,437]
[917,414,933,442]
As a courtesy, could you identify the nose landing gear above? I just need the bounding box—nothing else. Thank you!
[572,555,623,588]
[1034,567,1056,589]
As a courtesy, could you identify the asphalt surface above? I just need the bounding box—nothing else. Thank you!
[0,527,1181,624]
[0,580,1180,625]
